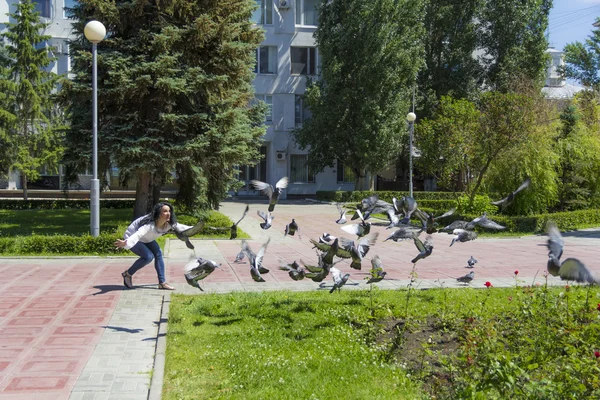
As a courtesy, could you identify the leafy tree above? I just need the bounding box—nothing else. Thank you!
[417,0,482,119]
[0,42,15,177]
[292,0,426,190]
[61,0,265,216]
[562,18,600,91]
[0,0,63,200]
[415,96,480,191]
[477,0,552,91]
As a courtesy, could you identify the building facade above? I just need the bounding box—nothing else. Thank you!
[0,0,356,195]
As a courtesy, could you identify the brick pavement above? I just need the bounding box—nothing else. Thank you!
[1,199,599,399]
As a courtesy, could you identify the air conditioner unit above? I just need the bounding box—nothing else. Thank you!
[278,0,291,9]
[276,151,287,161]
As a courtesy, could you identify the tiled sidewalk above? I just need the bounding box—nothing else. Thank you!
[1,200,599,399]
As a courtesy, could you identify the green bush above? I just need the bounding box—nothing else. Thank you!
[456,194,498,216]
[316,190,462,203]
[2,233,123,256]
[0,199,135,210]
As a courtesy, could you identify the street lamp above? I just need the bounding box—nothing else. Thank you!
[406,111,416,198]
[84,20,106,237]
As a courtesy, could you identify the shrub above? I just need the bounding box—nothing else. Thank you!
[0,199,135,210]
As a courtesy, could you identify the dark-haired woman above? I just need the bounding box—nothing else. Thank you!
[114,202,189,290]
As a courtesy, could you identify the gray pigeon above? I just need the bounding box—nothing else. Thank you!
[251,177,289,212]
[384,227,418,242]
[394,196,419,224]
[234,250,245,263]
[422,207,456,234]
[335,203,347,224]
[172,220,205,250]
[466,212,505,231]
[341,209,371,237]
[284,219,300,238]
[242,239,271,277]
[183,257,221,290]
[304,256,332,282]
[456,271,475,284]
[545,222,600,284]
[366,255,387,284]
[450,229,478,247]
[319,232,337,244]
[439,220,469,233]
[279,260,306,281]
[338,233,379,270]
[491,177,531,212]
[257,210,274,230]
[467,256,478,269]
[207,204,250,240]
[411,235,433,264]
[329,267,350,293]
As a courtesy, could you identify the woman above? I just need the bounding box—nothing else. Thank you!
[115,202,189,290]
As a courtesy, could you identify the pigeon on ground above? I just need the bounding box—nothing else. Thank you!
[234,250,245,263]
[492,177,531,212]
[172,220,205,250]
[257,210,274,230]
[208,204,250,240]
[337,233,379,270]
[411,235,434,264]
[329,267,350,293]
[366,255,387,284]
[456,271,475,284]
[183,257,221,290]
[251,177,289,212]
[335,203,347,224]
[450,229,478,247]
[545,222,600,284]
[279,260,306,281]
[284,219,300,238]
[467,256,478,269]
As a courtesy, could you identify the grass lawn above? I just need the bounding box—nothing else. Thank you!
[0,209,248,255]
[165,284,600,399]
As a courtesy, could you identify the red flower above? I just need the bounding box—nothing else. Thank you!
[484,281,492,288]
[595,351,600,359]
[514,270,519,275]
[597,303,600,312]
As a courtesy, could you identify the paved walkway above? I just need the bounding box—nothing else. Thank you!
[0,199,599,399]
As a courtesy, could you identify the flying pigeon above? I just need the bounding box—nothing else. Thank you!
[492,177,531,212]
[207,204,250,239]
[450,229,478,247]
[466,212,506,231]
[183,257,221,290]
[546,222,600,284]
[172,220,205,250]
[303,256,332,282]
[352,195,393,220]
[241,239,271,277]
[421,207,456,234]
[456,271,475,284]
[329,267,350,293]
[366,255,387,284]
[384,227,419,242]
[467,256,478,269]
[257,210,274,230]
[341,209,371,237]
[284,219,300,238]
[393,196,419,224]
[439,220,470,233]
[319,232,337,245]
[335,203,347,224]
[251,177,289,212]
[279,260,306,281]
[337,233,379,270]
[411,235,434,264]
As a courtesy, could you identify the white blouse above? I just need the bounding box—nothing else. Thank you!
[123,216,191,250]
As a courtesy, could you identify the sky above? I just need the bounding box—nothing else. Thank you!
[548,0,600,51]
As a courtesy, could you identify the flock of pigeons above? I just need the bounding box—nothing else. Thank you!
[181,176,600,291]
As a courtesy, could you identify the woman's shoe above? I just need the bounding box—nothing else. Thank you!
[122,271,133,289]
[158,282,175,290]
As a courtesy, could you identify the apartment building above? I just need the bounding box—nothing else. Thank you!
[0,0,356,195]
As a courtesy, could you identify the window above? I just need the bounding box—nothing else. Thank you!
[33,0,51,18]
[64,0,78,19]
[290,47,317,75]
[290,154,315,183]
[255,94,273,123]
[295,95,312,125]
[296,0,318,26]
[254,46,277,74]
[337,160,355,183]
[251,0,273,25]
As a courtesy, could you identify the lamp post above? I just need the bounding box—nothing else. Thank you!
[406,112,416,198]
[84,21,106,237]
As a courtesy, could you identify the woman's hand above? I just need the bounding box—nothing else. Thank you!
[114,239,126,249]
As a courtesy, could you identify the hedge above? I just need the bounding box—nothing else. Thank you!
[0,232,123,255]
[0,199,135,210]
[316,190,462,202]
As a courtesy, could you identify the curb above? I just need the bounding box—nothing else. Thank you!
[148,293,170,400]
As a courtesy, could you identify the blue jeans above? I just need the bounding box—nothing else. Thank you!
[127,241,166,284]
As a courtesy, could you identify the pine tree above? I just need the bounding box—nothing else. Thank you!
[61,0,265,216]
[0,0,62,200]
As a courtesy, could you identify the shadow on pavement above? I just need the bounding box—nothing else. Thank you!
[91,285,126,295]
[102,325,144,334]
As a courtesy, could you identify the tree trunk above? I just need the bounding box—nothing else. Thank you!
[22,173,28,201]
[355,170,374,191]
[151,172,163,206]
[133,170,151,219]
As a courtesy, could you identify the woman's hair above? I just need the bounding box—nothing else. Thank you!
[138,202,177,226]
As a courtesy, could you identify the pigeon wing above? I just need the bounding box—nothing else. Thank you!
[177,220,205,237]
[255,238,271,266]
[251,180,273,199]
[341,224,361,236]
[257,209,268,222]
[275,176,289,190]
[546,222,564,260]
[235,204,250,226]
[559,258,599,284]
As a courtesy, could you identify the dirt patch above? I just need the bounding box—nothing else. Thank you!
[376,317,462,396]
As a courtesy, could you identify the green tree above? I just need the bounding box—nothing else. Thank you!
[292,0,425,190]
[562,18,600,91]
[61,0,265,216]
[415,96,480,191]
[0,0,62,199]
[477,0,552,91]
